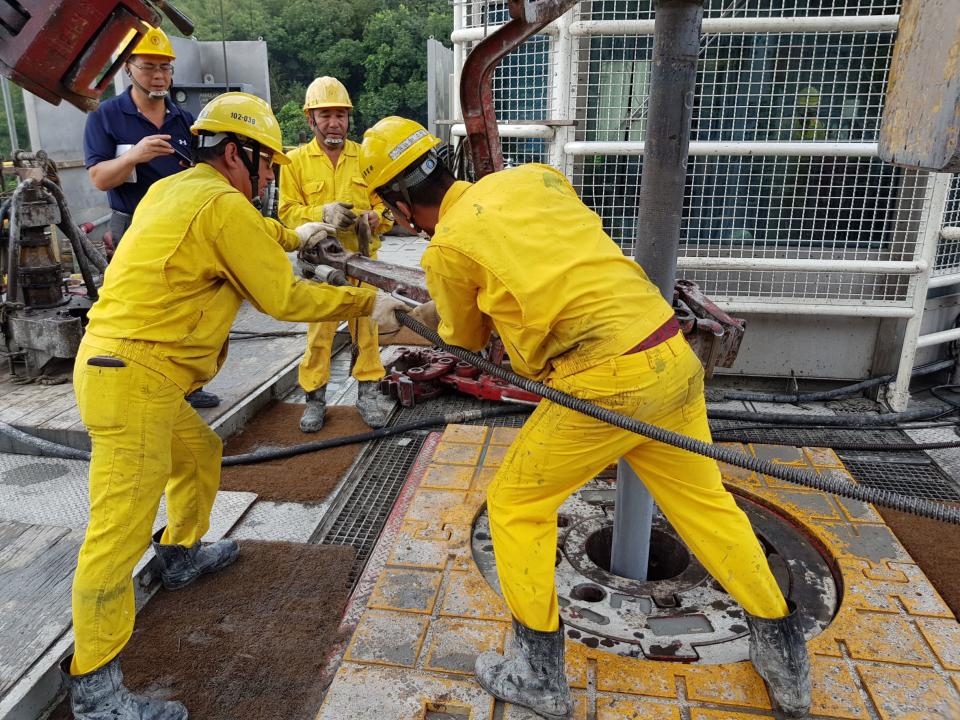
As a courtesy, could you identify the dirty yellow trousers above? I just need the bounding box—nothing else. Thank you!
[298,254,384,392]
[487,333,788,632]
[70,340,222,675]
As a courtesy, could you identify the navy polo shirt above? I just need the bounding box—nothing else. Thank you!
[83,87,195,214]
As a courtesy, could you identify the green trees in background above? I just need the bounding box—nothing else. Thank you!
[0,85,30,158]
[171,0,452,145]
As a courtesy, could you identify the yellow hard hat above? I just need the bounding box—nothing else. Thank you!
[359,116,442,192]
[191,92,291,165]
[796,86,821,108]
[303,76,353,113]
[124,24,176,60]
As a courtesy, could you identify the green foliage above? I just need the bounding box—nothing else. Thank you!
[0,84,29,159]
[276,100,310,146]
[170,0,452,138]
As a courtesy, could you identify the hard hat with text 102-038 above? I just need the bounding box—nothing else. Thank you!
[359,117,442,193]
[191,92,291,165]
[303,76,353,113]
[124,23,176,60]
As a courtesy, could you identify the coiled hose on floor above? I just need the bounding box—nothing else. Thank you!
[394,312,960,525]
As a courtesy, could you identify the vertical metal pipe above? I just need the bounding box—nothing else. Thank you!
[610,0,703,581]
[1,77,19,152]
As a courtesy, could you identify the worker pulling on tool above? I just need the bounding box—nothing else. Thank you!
[84,23,220,410]
[359,117,811,720]
[62,93,408,720]
[279,76,397,432]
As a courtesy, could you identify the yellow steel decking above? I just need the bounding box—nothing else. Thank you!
[317,425,960,719]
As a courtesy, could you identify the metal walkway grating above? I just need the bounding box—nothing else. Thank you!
[709,422,920,448]
[316,395,528,587]
[841,458,960,502]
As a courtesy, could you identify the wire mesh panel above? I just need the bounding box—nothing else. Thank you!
[580,0,902,21]
[934,175,960,277]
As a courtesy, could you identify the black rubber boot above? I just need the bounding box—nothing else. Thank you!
[474,618,573,720]
[356,380,395,428]
[151,530,239,591]
[746,602,812,718]
[61,656,188,720]
[299,386,326,433]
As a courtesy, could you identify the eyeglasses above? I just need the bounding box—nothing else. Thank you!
[128,62,174,75]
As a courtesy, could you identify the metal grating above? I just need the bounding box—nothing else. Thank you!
[316,395,528,586]
[841,458,960,502]
[709,422,920,448]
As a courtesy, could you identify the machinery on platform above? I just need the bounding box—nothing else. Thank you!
[0,151,105,378]
[0,0,193,111]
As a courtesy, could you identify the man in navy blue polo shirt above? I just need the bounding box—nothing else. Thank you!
[84,24,220,409]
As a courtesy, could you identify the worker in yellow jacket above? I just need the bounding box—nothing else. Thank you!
[359,117,811,720]
[279,77,395,432]
[63,93,407,720]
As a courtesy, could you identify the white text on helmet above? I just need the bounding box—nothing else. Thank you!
[389,129,429,160]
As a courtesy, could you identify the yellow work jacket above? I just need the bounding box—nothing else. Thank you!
[421,164,674,381]
[278,138,392,254]
[84,162,375,392]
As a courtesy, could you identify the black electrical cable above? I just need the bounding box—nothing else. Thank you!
[719,359,954,404]
[0,406,530,467]
[394,312,960,525]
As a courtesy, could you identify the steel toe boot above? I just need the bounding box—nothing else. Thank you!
[61,656,188,720]
[746,602,812,718]
[475,619,573,720]
[151,532,240,591]
[299,386,327,433]
[356,380,395,428]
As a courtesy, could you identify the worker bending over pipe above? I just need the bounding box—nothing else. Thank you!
[62,93,408,720]
[359,117,811,720]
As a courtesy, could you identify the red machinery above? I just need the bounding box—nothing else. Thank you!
[0,0,193,111]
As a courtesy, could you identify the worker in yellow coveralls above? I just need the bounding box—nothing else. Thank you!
[279,76,396,432]
[359,117,811,720]
[62,93,408,720]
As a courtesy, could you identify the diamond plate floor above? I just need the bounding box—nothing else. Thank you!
[317,425,960,720]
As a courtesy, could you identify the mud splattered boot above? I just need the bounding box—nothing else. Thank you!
[475,619,573,719]
[61,656,188,720]
[151,531,240,591]
[356,380,395,428]
[746,603,812,718]
[300,386,327,433]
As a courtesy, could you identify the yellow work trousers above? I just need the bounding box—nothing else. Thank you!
[487,333,788,633]
[70,341,222,675]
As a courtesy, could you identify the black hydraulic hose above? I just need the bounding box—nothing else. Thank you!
[707,405,947,426]
[720,359,955,404]
[0,406,530,468]
[222,405,527,466]
[394,312,960,524]
[41,179,109,275]
[710,432,960,452]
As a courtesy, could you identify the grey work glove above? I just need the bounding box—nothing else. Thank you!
[322,201,357,230]
[407,300,440,333]
[371,290,410,333]
[295,221,338,254]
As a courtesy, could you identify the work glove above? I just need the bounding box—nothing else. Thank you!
[295,221,338,254]
[322,201,357,230]
[407,300,440,333]
[371,290,410,333]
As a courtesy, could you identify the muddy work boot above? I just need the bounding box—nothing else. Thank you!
[299,386,327,433]
[356,380,395,428]
[746,603,812,718]
[475,619,573,720]
[151,532,239,590]
[62,656,188,720]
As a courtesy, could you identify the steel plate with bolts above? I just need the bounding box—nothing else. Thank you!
[472,478,838,664]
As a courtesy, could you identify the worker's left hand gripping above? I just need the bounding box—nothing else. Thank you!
[295,221,339,254]
[371,291,410,333]
[322,201,358,230]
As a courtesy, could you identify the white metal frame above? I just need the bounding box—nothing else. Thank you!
[450,4,954,409]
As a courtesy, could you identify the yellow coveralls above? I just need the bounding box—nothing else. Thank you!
[71,163,375,675]
[278,138,393,391]
[421,164,788,633]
